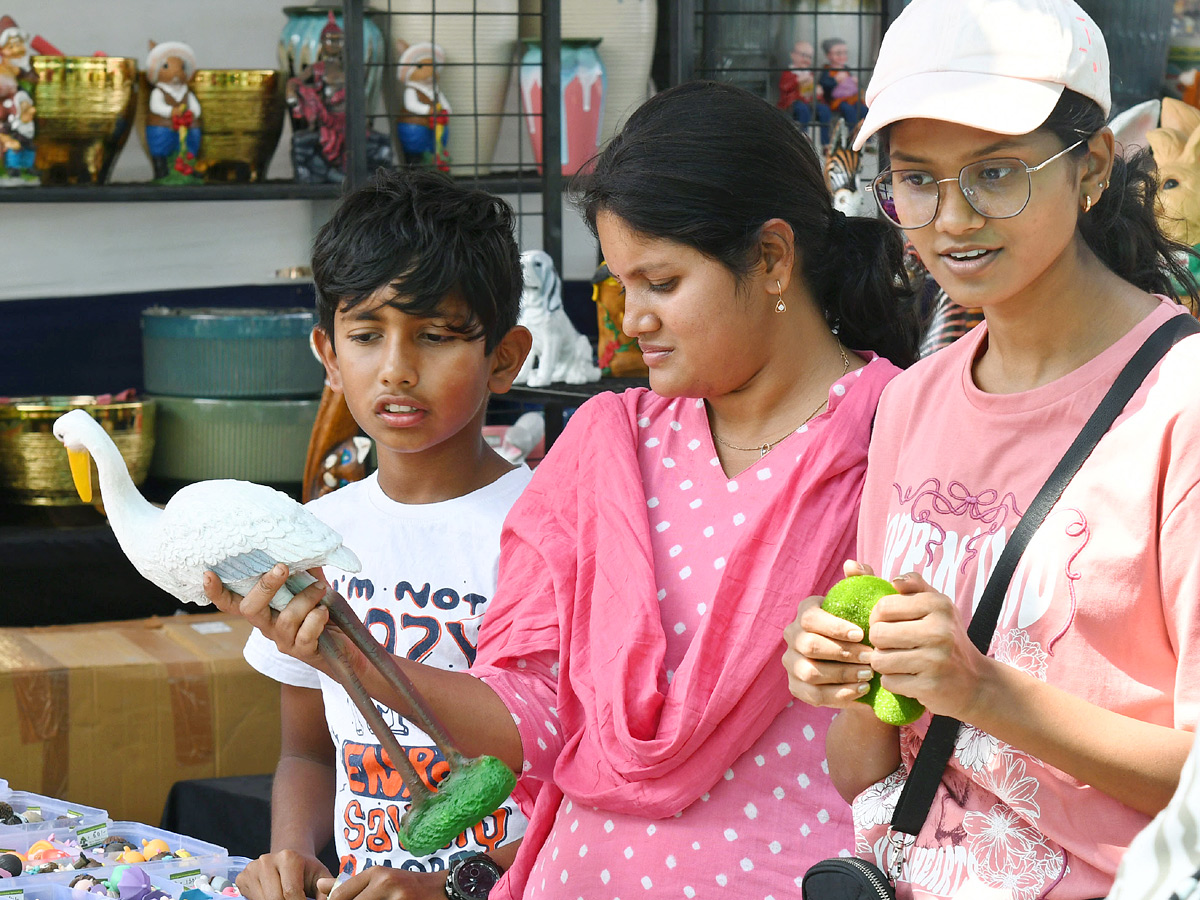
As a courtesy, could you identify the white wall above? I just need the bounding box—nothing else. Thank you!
[5,0,597,301]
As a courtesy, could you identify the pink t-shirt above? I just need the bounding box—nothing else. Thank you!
[478,361,900,898]
[855,299,1200,900]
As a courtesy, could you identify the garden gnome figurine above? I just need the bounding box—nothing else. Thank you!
[395,39,451,172]
[777,40,831,149]
[0,16,37,92]
[145,40,202,183]
[818,38,868,137]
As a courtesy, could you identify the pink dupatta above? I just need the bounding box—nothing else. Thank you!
[473,359,897,897]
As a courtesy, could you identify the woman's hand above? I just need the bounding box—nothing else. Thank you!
[236,850,331,900]
[868,570,991,721]
[783,560,877,708]
[316,867,450,900]
[203,566,337,674]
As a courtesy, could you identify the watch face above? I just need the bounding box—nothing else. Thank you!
[451,857,501,899]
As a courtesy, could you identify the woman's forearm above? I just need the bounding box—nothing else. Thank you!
[348,648,525,771]
[965,658,1192,816]
[826,704,901,804]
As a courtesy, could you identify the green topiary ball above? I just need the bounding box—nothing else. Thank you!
[821,575,925,726]
[398,755,517,856]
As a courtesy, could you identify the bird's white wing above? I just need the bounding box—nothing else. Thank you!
[145,479,360,606]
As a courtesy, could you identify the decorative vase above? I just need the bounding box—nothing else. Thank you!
[279,5,387,112]
[519,37,605,175]
[520,0,656,145]
[31,56,138,185]
[389,0,519,175]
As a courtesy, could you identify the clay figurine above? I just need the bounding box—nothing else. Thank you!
[286,11,392,183]
[0,16,36,91]
[395,39,450,172]
[777,40,831,149]
[145,41,202,184]
[0,16,35,184]
[514,249,601,387]
[823,118,874,218]
[818,38,868,138]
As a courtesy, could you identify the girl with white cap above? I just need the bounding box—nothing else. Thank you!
[784,0,1200,897]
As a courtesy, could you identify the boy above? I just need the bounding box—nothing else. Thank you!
[238,168,533,900]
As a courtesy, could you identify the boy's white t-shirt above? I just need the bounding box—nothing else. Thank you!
[244,466,532,877]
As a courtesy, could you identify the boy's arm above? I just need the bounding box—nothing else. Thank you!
[237,684,337,900]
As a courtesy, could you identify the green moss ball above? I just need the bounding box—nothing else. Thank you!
[821,574,898,644]
[821,574,926,726]
[399,755,517,856]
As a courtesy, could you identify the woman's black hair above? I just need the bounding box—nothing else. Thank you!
[311,167,523,353]
[1039,89,1200,309]
[576,80,920,368]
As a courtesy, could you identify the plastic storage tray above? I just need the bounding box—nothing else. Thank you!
[0,857,250,900]
[0,792,108,838]
[149,855,250,896]
[0,821,227,879]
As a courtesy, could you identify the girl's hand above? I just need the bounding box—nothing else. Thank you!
[316,867,449,900]
[783,559,878,708]
[868,571,991,721]
[203,566,334,673]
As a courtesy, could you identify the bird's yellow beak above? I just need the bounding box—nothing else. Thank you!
[67,448,93,503]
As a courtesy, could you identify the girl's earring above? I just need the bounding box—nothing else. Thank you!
[773,279,786,313]
[1084,195,1093,213]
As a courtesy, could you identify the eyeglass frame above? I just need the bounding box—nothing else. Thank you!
[871,138,1088,229]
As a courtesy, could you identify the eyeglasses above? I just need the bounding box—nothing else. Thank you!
[871,139,1086,229]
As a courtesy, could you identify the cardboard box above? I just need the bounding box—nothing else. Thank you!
[0,613,281,826]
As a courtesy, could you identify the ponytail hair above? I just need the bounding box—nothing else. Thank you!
[576,80,920,367]
[1041,89,1200,310]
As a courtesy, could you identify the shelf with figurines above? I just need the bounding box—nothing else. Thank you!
[0,10,548,203]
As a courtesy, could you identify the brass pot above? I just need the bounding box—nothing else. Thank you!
[0,397,155,507]
[137,69,286,183]
[31,56,138,185]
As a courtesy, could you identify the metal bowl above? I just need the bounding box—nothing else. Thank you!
[137,69,286,183]
[31,56,139,185]
[0,396,156,506]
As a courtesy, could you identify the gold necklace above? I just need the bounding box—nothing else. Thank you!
[712,345,851,458]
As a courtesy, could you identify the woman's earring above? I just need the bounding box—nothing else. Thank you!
[773,279,786,313]
[1084,195,1093,213]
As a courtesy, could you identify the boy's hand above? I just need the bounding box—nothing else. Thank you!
[316,868,450,900]
[236,850,331,900]
[867,571,989,721]
[202,566,333,673]
[782,559,877,708]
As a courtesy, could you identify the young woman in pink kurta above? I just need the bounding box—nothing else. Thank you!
[216,80,920,900]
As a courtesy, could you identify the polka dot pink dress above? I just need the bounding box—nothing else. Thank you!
[510,383,861,898]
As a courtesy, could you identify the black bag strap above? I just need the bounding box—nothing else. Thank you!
[889,313,1200,837]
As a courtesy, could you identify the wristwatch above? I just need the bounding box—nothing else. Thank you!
[444,853,504,900]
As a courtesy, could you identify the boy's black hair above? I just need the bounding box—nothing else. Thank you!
[312,167,523,352]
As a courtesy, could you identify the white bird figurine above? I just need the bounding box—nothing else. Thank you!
[52,408,517,856]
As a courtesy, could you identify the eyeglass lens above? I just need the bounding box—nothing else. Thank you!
[874,159,1031,228]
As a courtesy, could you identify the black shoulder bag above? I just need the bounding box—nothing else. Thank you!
[802,314,1200,900]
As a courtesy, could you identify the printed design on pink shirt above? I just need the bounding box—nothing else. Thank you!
[857,755,1067,899]
[893,478,1023,573]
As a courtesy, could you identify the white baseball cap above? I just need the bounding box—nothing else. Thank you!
[851,0,1110,150]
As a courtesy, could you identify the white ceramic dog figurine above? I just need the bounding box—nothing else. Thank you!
[514,249,601,387]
